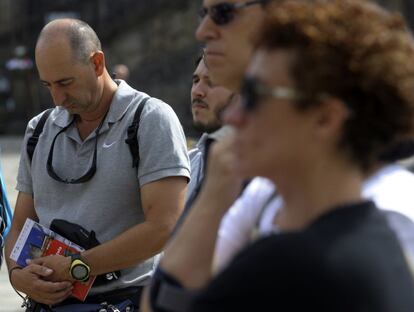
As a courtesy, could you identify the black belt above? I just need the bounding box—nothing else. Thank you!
[53,286,143,307]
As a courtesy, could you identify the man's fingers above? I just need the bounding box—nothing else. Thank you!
[27,258,42,265]
[32,280,73,305]
[13,266,73,306]
[44,283,73,304]
[33,277,72,292]
[27,263,53,277]
[33,286,73,306]
[43,280,73,293]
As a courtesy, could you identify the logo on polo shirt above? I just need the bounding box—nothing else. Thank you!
[103,141,116,148]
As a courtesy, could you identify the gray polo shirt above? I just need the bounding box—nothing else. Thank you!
[16,80,190,294]
[186,126,233,202]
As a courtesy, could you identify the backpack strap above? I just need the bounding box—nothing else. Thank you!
[27,108,53,164]
[28,98,148,168]
[125,97,150,168]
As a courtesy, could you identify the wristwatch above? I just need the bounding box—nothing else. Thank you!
[69,254,90,282]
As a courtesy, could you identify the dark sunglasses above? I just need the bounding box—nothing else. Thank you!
[47,112,108,184]
[198,0,265,26]
[241,76,302,111]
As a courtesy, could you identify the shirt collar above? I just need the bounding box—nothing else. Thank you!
[208,125,234,141]
[196,133,210,150]
[53,80,147,128]
[53,107,74,128]
[106,80,146,124]
[196,126,235,150]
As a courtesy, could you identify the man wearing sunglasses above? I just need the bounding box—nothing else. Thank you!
[5,18,190,310]
[196,0,271,92]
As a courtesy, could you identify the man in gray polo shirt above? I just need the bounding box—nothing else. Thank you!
[5,18,189,310]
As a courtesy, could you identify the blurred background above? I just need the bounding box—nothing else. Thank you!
[0,0,412,138]
[0,0,202,138]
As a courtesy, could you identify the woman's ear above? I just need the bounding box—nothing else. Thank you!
[313,97,350,140]
[90,51,105,77]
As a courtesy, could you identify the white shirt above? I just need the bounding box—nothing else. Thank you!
[214,164,414,272]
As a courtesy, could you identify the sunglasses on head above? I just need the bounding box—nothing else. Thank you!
[241,76,303,111]
[198,0,265,26]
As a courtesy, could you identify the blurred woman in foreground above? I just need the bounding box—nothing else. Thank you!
[145,1,414,311]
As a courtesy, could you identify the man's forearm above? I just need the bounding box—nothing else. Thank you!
[5,191,38,278]
[83,177,188,276]
[5,227,29,293]
[5,227,23,274]
[82,220,172,276]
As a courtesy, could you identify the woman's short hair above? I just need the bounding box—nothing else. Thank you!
[257,0,414,170]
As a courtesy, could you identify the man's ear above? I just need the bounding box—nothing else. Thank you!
[313,97,350,140]
[90,51,105,77]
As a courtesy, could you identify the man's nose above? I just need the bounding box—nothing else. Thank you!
[196,14,219,43]
[192,81,208,99]
[50,87,66,106]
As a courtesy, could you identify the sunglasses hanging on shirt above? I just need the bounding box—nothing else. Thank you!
[47,112,108,184]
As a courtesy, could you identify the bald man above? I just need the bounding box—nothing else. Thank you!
[5,18,190,310]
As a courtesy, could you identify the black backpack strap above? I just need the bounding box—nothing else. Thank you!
[27,108,53,164]
[125,97,150,168]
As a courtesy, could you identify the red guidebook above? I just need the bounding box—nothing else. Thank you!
[10,218,95,301]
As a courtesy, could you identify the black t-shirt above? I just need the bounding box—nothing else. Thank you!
[190,201,414,312]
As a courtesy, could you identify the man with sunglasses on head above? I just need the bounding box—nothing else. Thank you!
[5,18,190,311]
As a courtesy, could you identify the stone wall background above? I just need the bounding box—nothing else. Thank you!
[0,0,412,137]
[0,0,202,137]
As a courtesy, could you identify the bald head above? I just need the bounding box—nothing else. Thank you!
[36,18,101,64]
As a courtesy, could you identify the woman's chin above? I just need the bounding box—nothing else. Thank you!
[236,161,259,180]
